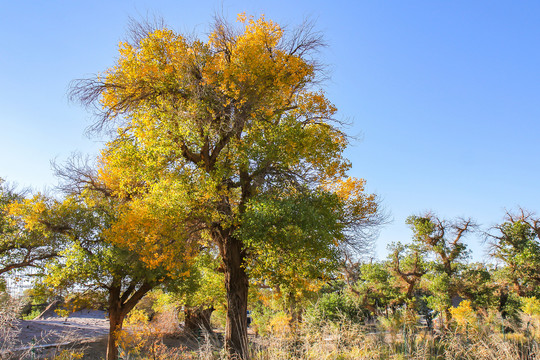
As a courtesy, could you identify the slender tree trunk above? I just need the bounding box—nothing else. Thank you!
[106,282,154,360]
[223,235,249,359]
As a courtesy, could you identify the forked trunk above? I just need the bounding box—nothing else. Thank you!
[223,235,249,359]
[106,282,153,360]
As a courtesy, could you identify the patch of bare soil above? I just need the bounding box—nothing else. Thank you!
[7,310,109,359]
[16,310,109,344]
[10,310,226,359]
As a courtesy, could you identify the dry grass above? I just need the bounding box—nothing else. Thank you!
[4,297,539,360]
[114,313,539,360]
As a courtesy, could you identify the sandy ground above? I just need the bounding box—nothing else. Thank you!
[14,309,109,346]
[3,310,110,359]
[8,310,225,359]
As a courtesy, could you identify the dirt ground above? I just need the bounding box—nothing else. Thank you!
[9,310,223,359]
[7,309,109,359]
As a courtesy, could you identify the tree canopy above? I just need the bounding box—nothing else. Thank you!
[70,14,382,359]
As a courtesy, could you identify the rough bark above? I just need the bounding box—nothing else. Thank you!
[184,306,215,335]
[222,235,249,359]
[107,287,123,360]
[106,282,154,360]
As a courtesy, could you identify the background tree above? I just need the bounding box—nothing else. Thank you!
[407,213,475,327]
[489,209,540,298]
[0,179,62,275]
[70,14,382,358]
[13,161,195,360]
[387,242,427,305]
[458,262,497,310]
[351,261,401,316]
[170,250,225,337]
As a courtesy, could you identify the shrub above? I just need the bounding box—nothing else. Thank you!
[305,292,362,326]
[450,300,479,332]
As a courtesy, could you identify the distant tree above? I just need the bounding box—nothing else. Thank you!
[387,242,427,305]
[458,262,497,310]
[352,261,401,315]
[489,209,540,297]
[407,213,475,326]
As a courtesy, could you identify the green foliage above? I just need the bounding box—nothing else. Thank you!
[238,187,343,286]
[306,292,363,325]
[406,214,474,320]
[460,262,497,309]
[386,241,427,306]
[20,307,41,320]
[352,261,401,312]
[423,271,452,313]
[491,219,540,297]
[168,250,225,311]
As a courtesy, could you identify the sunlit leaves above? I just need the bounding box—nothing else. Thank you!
[74,17,383,343]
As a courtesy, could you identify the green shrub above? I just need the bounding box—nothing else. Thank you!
[306,292,362,325]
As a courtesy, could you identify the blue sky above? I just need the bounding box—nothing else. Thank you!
[1,1,539,261]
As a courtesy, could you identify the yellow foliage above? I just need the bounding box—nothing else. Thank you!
[125,308,150,326]
[323,177,378,221]
[82,13,381,289]
[7,195,48,231]
[522,296,540,316]
[450,300,478,331]
[52,349,84,360]
[116,311,161,357]
[260,311,292,338]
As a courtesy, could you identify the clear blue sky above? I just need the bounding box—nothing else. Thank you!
[1,1,539,261]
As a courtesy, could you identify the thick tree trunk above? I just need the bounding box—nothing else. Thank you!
[184,306,215,335]
[107,287,124,360]
[223,235,249,359]
[286,293,302,330]
[498,288,509,319]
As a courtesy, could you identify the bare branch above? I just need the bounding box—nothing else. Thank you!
[52,153,112,197]
[125,14,167,47]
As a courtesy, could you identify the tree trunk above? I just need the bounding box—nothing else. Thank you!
[184,306,215,335]
[286,293,302,331]
[107,287,124,360]
[106,282,154,360]
[223,235,249,359]
[444,308,451,331]
[498,288,509,319]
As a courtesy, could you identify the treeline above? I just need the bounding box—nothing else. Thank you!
[300,210,540,329]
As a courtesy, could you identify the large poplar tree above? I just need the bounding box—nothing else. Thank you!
[71,14,381,358]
